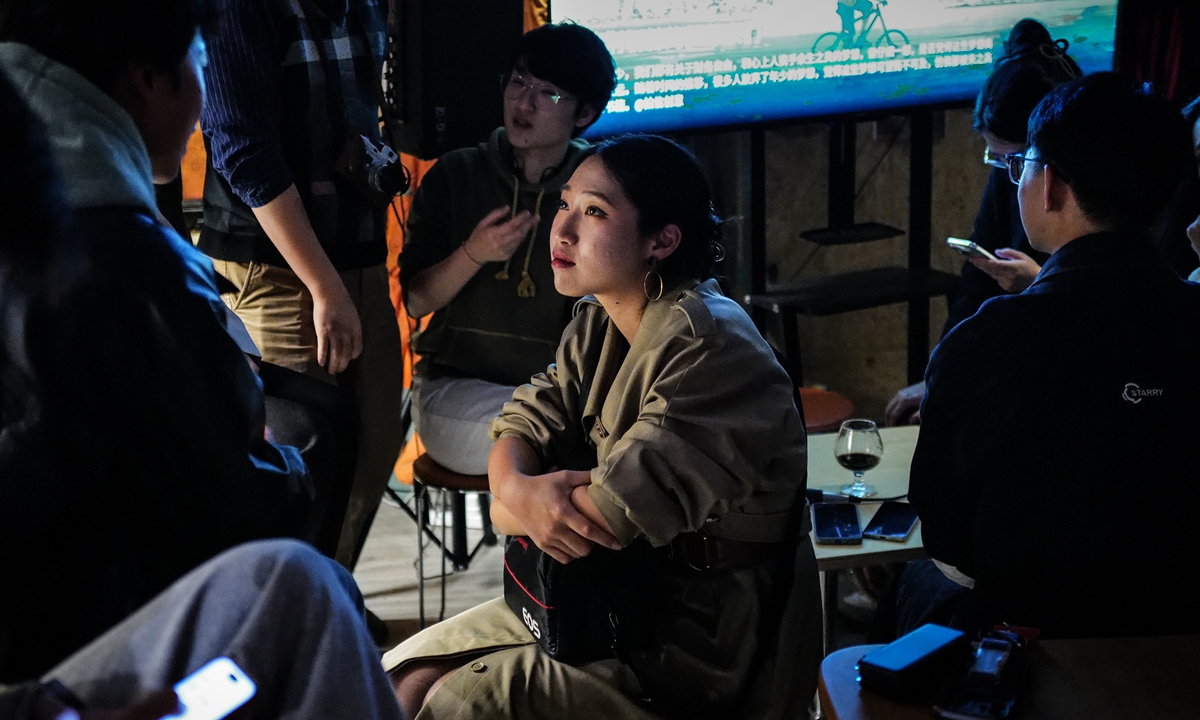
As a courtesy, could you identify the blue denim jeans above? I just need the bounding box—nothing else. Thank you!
[895,559,970,636]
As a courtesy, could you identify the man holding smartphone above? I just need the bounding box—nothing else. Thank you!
[904,73,1200,638]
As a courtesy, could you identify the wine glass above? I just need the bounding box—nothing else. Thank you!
[834,419,883,498]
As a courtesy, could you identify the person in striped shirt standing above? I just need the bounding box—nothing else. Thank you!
[199,0,405,570]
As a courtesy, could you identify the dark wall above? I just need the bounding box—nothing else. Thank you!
[1116,0,1200,105]
[387,0,524,159]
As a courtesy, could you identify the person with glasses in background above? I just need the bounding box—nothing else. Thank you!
[884,19,1198,428]
[901,72,1200,639]
[400,23,615,478]
[882,19,1080,427]
[855,19,1083,631]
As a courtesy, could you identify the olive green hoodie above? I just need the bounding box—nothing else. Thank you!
[400,127,588,387]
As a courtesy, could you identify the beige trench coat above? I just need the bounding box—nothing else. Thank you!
[383,279,822,719]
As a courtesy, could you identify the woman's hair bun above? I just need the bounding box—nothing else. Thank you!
[973,18,1083,142]
[996,18,1079,80]
[1001,18,1056,61]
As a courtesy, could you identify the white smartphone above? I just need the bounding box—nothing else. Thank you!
[163,657,256,720]
[946,236,998,261]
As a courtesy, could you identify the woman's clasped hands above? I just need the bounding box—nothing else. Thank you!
[489,447,622,564]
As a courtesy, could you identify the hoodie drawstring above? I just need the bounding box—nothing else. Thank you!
[495,175,543,299]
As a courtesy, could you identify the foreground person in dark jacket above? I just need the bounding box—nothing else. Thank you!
[906,73,1200,638]
[0,0,311,682]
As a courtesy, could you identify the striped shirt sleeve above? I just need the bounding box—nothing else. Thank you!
[200,0,294,208]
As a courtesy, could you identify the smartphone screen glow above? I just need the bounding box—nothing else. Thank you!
[163,657,256,720]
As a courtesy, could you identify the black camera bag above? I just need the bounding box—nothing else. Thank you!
[503,535,656,665]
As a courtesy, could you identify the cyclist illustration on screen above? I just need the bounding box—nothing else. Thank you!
[818,0,908,51]
[838,0,874,37]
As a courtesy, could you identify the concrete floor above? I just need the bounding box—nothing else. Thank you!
[353,485,503,645]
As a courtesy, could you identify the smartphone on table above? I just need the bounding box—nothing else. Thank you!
[946,237,998,262]
[163,657,256,720]
[862,501,920,542]
[812,503,862,545]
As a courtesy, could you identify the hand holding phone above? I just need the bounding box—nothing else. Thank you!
[163,658,255,720]
[946,237,998,262]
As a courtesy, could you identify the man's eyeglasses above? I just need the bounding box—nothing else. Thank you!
[1002,151,1056,186]
[503,74,575,112]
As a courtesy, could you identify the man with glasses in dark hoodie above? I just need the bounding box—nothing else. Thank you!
[400,22,615,478]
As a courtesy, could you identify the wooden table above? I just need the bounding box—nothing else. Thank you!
[819,635,1200,720]
[807,425,926,571]
[807,425,926,649]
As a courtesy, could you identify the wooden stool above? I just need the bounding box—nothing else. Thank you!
[799,387,856,433]
[412,453,498,627]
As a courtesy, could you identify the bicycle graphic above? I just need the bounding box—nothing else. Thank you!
[814,0,909,52]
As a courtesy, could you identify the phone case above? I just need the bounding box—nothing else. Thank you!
[863,501,920,541]
[947,237,999,260]
[947,238,975,255]
[812,503,862,545]
[165,657,256,720]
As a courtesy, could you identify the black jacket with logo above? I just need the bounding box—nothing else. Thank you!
[910,230,1200,637]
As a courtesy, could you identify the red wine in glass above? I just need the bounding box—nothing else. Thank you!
[836,452,882,473]
[834,419,883,498]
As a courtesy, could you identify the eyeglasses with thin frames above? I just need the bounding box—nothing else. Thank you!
[1005,151,1029,184]
[1003,151,1048,186]
[503,73,575,112]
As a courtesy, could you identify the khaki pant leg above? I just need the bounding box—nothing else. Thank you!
[412,375,517,476]
[213,260,405,566]
[212,259,324,379]
[418,645,657,720]
[385,599,658,720]
[335,264,406,566]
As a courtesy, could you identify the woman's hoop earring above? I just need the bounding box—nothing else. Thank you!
[644,268,664,301]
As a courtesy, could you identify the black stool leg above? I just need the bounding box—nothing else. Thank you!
[417,483,426,630]
[439,489,448,623]
[450,491,469,570]
[823,569,839,654]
